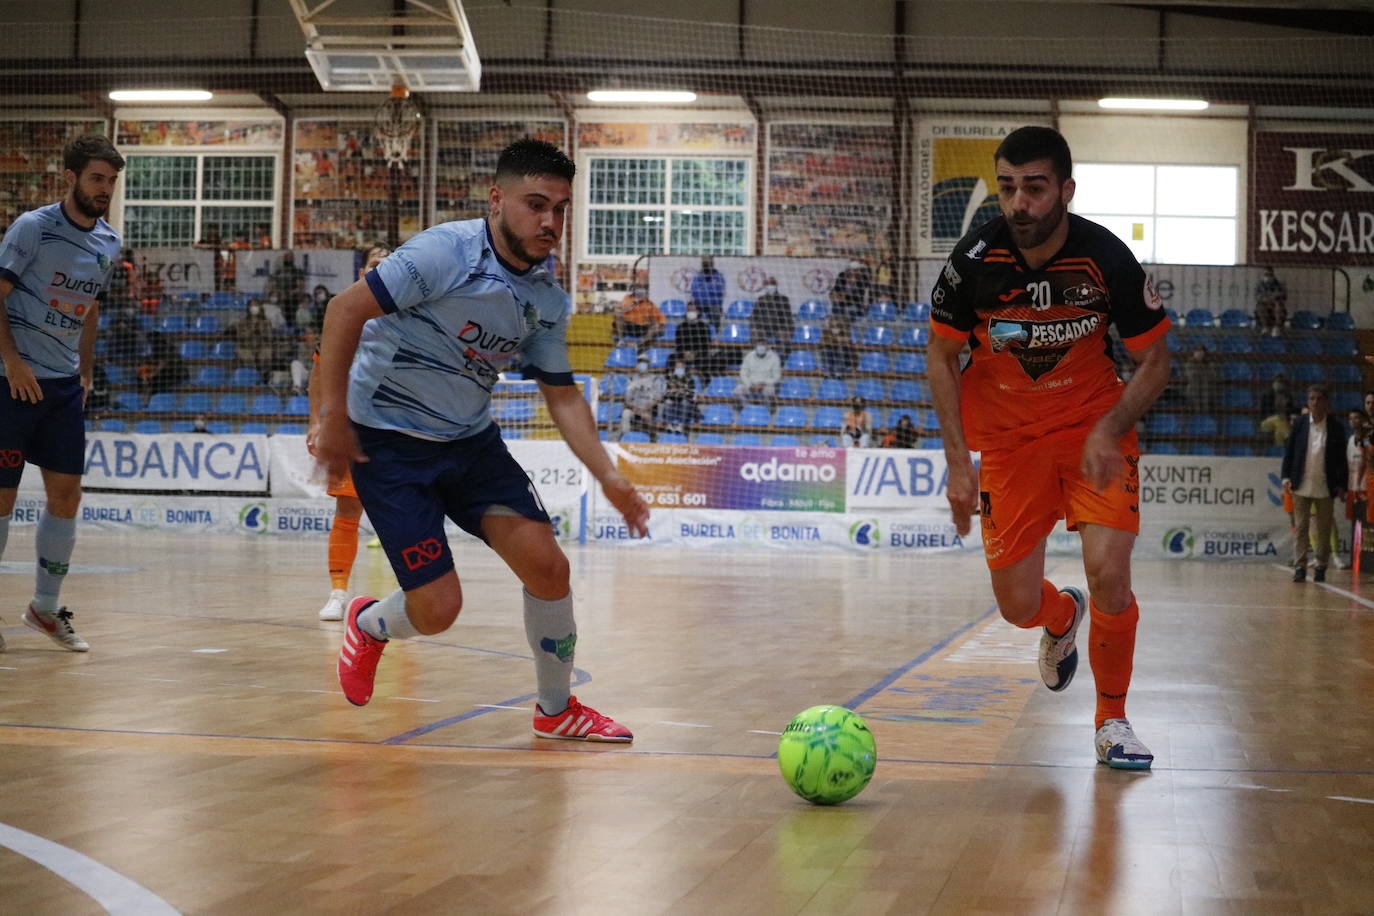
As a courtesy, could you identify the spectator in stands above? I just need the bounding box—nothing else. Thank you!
[830,258,871,321]
[106,311,145,367]
[1260,371,1294,419]
[233,298,276,383]
[735,338,782,410]
[268,250,306,309]
[819,313,857,380]
[106,247,138,312]
[672,304,719,384]
[1338,408,1370,570]
[85,363,110,416]
[1261,409,1297,448]
[290,329,317,396]
[658,358,698,435]
[888,413,918,449]
[840,395,873,447]
[191,413,211,433]
[136,330,188,397]
[751,276,794,358]
[1364,389,1374,420]
[1182,344,1221,412]
[1254,266,1288,338]
[689,256,726,330]
[621,356,666,440]
[613,285,665,349]
[1281,384,1348,582]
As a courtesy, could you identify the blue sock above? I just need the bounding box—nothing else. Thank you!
[356,589,419,641]
[524,589,576,715]
[0,513,10,562]
[34,511,76,613]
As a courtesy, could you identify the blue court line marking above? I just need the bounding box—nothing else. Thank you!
[843,606,1000,711]
[2,722,1372,777]
[380,665,591,745]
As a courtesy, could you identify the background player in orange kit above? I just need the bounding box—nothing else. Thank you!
[926,126,1171,768]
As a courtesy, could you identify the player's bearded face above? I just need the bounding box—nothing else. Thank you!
[492,175,570,268]
[996,158,1074,251]
[69,162,119,219]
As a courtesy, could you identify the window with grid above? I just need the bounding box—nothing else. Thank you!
[1072,163,1239,265]
[122,154,276,248]
[586,157,749,258]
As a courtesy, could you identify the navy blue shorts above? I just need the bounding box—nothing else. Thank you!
[351,422,550,590]
[0,375,86,487]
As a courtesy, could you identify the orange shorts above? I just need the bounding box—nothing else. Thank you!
[326,468,358,500]
[977,425,1140,570]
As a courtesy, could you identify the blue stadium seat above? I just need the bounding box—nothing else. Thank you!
[493,399,536,423]
[192,314,220,334]
[179,392,213,413]
[660,299,687,319]
[1322,335,1359,357]
[179,340,208,360]
[136,314,156,331]
[206,422,233,434]
[816,378,850,400]
[595,400,618,424]
[192,365,227,386]
[1255,336,1286,355]
[1186,415,1219,436]
[1222,416,1254,438]
[1217,335,1252,355]
[1256,360,1285,379]
[889,380,928,403]
[1218,309,1251,328]
[694,432,727,445]
[1292,363,1325,383]
[731,433,763,446]
[230,367,262,387]
[701,404,734,426]
[103,364,127,385]
[97,419,127,432]
[892,352,927,375]
[134,420,163,434]
[738,405,772,427]
[113,391,144,412]
[704,376,737,398]
[797,300,829,321]
[210,341,237,360]
[919,410,942,432]
[857,352,888,374]
[919,436,944,449]
[249,394,283,415]
[1325,312,1355,331]
[1185,308,1216,327]
[718,322,751,345]
[785,350,817,372]
[770,435,802,446]
[657,431,689,444]
[599,374,629,396]
[1220,388,1255,409]
[1226,444,1257,457]
[146,392,178,413]
[1150,441,1183,455]
[813,406,845,429]
[274,424,306,435]
[1146,412,1182,435]
[724,299,753,320]
[778,378,814,400]
[792,324,823,346]
[902,302,931,323]
[1164,308,1181,324]
[284,395,310,416]
[898,327,929,347]
[1220,362,1253,382]
[503,427,526,440]
[1290,310,1323,330]
[810,435,837,447]
[865,301,897,323]
[661,322,677,343]
[1290,336,1322,355]
[238,422,270,435]
[158,315,187,333]
[604,346,638,369]
[1331,363,1362,384]
[167,421,195,433]
[644,346,670,370]
[775,405,810,428]
[213,393,247,414]
[208,291,238,310]
[854,378,887,402]
[862,325,894,347]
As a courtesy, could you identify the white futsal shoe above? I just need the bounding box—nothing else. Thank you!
[1095,718,1154,769]
[22,604,90,652]
[319,589,349,621]
[1039,586,1088,692]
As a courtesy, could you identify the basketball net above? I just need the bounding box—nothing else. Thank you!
[374,84,422,169]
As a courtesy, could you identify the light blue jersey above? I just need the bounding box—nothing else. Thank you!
[353,218,572,440]
[0,203,120,379]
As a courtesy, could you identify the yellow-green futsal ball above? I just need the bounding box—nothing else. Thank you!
[778,705,877,805]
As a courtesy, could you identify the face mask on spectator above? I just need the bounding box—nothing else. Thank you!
[764,284,777,294]
[755,345,767,356]
[686,310,698,320]
[636,362,649,373]
[674,367,686,377]
[849,259,862,270]
[249,306,262,316]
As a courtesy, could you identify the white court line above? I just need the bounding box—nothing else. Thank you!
[475,704,528,711]
[749,729,783,736]
[658,720,713,728]
[1267,564,1374,609]
[388,696,440,703]
[1328,795,1374,805]
[0,666,17,671]
[192,649,228,654]
[0,821,181,915]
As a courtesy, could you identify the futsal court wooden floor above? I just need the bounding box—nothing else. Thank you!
[1,531,1371,915]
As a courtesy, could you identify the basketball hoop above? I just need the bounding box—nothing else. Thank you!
[374,85,422,169]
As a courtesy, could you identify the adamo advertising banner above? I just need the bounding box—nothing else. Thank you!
[608,443,845,512]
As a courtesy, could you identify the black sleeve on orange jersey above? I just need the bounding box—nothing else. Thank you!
[1100,231,1167,341]
[929,240,980,334]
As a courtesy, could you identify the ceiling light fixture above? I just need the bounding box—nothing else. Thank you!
[586,90,697,103]
[109,90,214,102]
[1098,97,1209,111]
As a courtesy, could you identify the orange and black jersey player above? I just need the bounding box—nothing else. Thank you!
[929,212,1171,454]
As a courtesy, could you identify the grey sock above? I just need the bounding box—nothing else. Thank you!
[524,589,575,715]
[356,589,419,641]
[0,513,10,562]
[33,512,76,612]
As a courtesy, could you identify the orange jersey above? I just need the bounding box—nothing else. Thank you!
[618,295,665,327]
[930,214,1170,452]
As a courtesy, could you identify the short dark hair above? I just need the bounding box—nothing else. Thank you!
[64,134,125,175]
[495,138,575,184]
[994,126,1072,183]
[1308,384,1330,399]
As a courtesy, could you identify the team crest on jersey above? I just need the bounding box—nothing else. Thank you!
[521,301,540,333]
[97,254,110,271]
[1062,283,1105,307]
[987,313,1102,380]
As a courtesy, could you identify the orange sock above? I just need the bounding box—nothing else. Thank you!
[1089,596,1139,729]
[328,515,360,591]
[1013,580,1076,634]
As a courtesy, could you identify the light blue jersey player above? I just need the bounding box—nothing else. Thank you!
[0,134,125,654]
[313,138,650,742]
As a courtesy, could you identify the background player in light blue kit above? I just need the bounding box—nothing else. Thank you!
[0,134,124,653]
[313,139,650,740]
